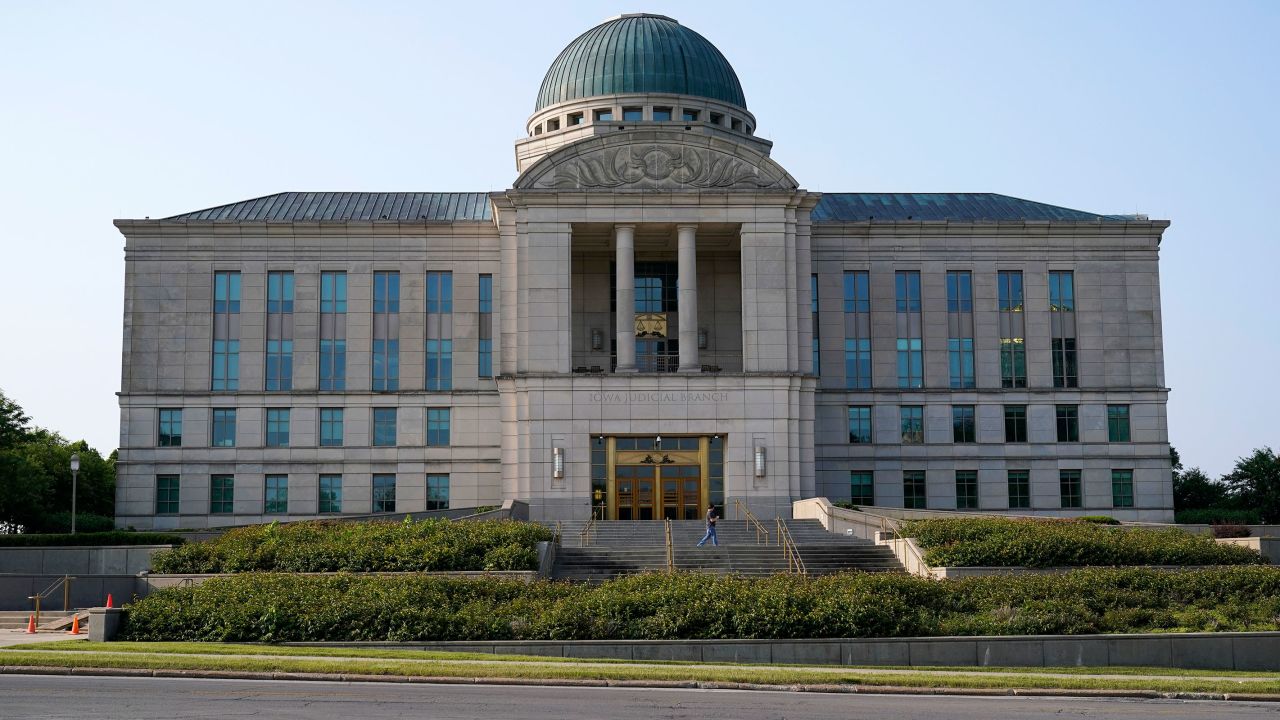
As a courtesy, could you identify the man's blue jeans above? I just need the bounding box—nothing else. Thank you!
[697,525,718,546]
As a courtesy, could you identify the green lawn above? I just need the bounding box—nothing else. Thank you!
[3,641,1277,696]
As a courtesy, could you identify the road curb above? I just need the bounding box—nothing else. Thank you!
[0,665,1277,702]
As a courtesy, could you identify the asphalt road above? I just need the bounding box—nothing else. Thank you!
[1,675,1277,720]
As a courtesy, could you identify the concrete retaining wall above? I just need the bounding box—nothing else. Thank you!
[0,546,172,576]
[293,632,1280,671]
[0,575,137,610]
[1217,537,1280,563]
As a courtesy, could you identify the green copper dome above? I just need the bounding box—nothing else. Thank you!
[536,14,747,111]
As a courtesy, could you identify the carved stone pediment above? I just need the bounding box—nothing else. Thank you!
[515,134,798,191]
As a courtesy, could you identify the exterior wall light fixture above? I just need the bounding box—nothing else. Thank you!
[753,446,766,478]
[552,447,564,479]
[697,327,708,349]
[590,328,603,351]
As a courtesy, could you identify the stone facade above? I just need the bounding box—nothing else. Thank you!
[113,14,1172,528]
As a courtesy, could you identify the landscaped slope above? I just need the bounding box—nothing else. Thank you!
[149,518,552,574]
[120,567,1280,642]
[899,517,1263,568]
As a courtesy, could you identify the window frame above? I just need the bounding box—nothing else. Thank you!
[264,474,288,514]
[1055,405,1079,443]
[1107,405,1131,442]
[849,471,874,506]
[158,408,182,447]
[900,406,924,444]
[426,474,450,511]
[955,470,978,509]
[372,474,396,513]
[372,407,397,447]
[903,470,927,509]
[1007,470,1031,509]
[1060,470,1083,509]
[318,474,342,514]
[155,475,180,515]
[951,405,976,444]
[210,474,234,515]
[847,405,873,444]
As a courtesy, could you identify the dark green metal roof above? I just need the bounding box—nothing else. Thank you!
[536,14,746,111]
[163,192,492,222]
[812,193,1136,223]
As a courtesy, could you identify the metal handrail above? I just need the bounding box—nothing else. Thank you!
[664,518,675,573]
[28,574,75,627]
[731,499,770,545]
[775,518,807,575]
[553,520,563,546]
[578,506,599,547]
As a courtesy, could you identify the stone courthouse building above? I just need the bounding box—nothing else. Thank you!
[114,14,1174,528]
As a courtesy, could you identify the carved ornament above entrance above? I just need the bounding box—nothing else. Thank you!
[514,133,798,191]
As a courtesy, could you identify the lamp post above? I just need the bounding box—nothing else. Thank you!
[69,453,80,534]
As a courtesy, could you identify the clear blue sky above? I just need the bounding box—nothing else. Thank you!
[1,1,1275,477]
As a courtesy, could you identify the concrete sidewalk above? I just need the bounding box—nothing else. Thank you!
[0,630,89,648]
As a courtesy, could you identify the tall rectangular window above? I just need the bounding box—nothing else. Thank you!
[211,409,236,447]
[1004,405,1027,443]
[212,271,241,391]
[372,271,400,391]
[1107,405,1131,442]
[900,406,924,444]
[210,474,234,514]
[847,405,872,444]
[1060,470,1082,509]
[903,471,927,509]
[955,470,978,509]
[1056,405,1079,442]
[896,270,923,388]
[952,405,976,443]
[425,271,453,391]
[947,271,975,389]
[265,271,294,391]
[850,471,874,506]
[845,339,871,389]
[810,274,820,376]
[264,474,288,514]
[1049,271,1078,388]
[373,474,396,513]
[158,408,182,447]
[318,474,342,514]
[319,408,343,447]
[319,271,347,391]
[997,270,1026,388]
[426,408,450,446]
[842,271,870,388]
[372,408,397,447]
[1007,470,1030,509]
[427,474,450,511]
[1112,470,1134,508]
[155,475,179,515]
[265,408,290,447]
[478,274,493,379]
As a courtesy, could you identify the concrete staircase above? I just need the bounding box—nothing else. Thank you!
[551,519,901,582]
[0,610,77,630]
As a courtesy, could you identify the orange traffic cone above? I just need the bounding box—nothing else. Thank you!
[67,615,81,635]
[105,594,113,609]
[24,615,35,634]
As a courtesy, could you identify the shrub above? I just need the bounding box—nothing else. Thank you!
[899,517,1264,568]
[149,518,552,574]
[1078,515,1120,525]
[118,566,1280,642]
[28,512,117,534]
[0,531,183,547]
[1212,524,1251,539]
[1176,508,1263,525]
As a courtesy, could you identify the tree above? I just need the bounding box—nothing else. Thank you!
[1173,467,1228,511]
[0,390,116,532]
[1223,447,1280,524]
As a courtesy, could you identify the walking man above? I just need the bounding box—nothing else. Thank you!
[696,504,719,547]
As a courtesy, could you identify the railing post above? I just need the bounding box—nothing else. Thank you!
[63,575,70,612]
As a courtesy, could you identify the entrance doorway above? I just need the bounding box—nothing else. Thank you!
[594,436,721,520]
[615,465,701,520]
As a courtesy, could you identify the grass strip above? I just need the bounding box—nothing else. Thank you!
[21,641,1280,680]
[3,648,1279,695]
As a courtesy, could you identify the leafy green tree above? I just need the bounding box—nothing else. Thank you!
[1173,467,1229,511]
[0,390,116,532]
[1223,447,1280,523]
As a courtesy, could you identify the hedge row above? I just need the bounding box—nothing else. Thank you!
[899,517,1263,568]
[149,519,552,574]
[0,531,184,547]
[119,567,1280,642]
[1175,508,1264,525]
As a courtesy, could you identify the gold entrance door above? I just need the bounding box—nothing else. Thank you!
[660,466,702,520]
[609,437,708,520]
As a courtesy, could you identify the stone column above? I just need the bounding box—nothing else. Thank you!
[677,224,700,372]
[614,224,637,373]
